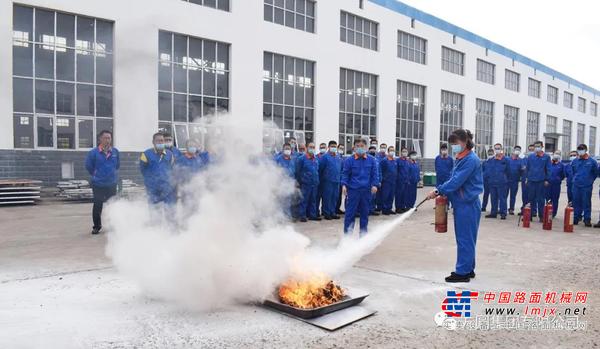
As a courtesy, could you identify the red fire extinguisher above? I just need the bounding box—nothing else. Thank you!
[435,195,448,233]
[521,204,531,228]
[564,203,574,233]
[542,200,553,231]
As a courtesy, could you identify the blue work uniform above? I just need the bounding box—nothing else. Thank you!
[375,152,387,211]
[481,159,490,211]
[370,153,383,213]
[435,155,454,187]
[572,155,598,223]
[526,152,552,219]
[545,160,565,217]
[395,157,411,211]
[275,153,297,218]
[380,156,398,214]
[316,152,327,215]
[336,154,348,213]
[437,150,483,276]
[486,155,510,217]
[507,156,525,212]
[85,145,120,230]
[341,153,379,235]
[296,153,320,220]
[173,152,204,183]
[140,148,176,204]
[319,152,343,218]
[406,159,421,208]
[564,161,574,203]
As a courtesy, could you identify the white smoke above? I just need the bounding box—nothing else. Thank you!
[105,114,415,310]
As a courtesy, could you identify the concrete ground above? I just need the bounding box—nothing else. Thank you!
[1,187,599,348]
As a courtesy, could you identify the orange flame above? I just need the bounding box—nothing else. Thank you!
[278,275,345,309]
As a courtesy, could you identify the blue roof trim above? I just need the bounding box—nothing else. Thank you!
[369,0,600,96]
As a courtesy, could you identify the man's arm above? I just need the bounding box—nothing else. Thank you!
[85,150,95,176]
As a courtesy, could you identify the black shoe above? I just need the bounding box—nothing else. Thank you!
[324,216,333,220]
[593,221,600,228]
[509,210,515,215]
[395,208,402,213]
[332,215,341,219]
[468,271,476,278]
[336,210,345,215]
[485,214,497,218]
[390,211,397,215]
[574,220,579,225]
[375,208,382,213]
[382,211,391,216]
[500,215,506,220]
[370,212,380,216]
[309,217,322,221]
[445,272,470,283]
[584,220,592,227]
[91,227,101,235]
[481,208,486,212]
[299,218,308,222]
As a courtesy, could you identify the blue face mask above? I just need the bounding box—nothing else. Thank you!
[308,148,316,155]
[330,147,337,153]
[451,144,463,157]
[187,147,197,154]
[356,147,366,155]
[319,148,327,154]
[577,150,586,156]
[155,143,166,151]
[569,156,577,161]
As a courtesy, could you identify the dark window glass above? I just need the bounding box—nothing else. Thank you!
[158,92,172,121]
[56,117,75,149]
[78,119,94,148]
[37,116,54,147]
[96,86,112,117]
[35,9,54,43]
[76,83,94,116]
[13,6,33,42]
[56,48,75,81]
[76,50,94,82]
[77,17,95,49]
[56,14,75,47]
[173,94,187,121]
[96,118,113,137]
[188,95,203,122]
[35,79,54,114]
[96,53,113,84]
[13,43,33,77]
[56,82,75,115]
[96,20,113,52]
[35,44,54,79]
[13,77,33,113]
[189,68,202,94]
[13,115,34,148]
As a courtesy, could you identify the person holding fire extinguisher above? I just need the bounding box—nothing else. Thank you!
[426,129,483,283]
[572,144,597,227]
[545,151,565,218]
[525,141,552,222]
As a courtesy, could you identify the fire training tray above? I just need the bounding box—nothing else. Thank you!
[263,291,369,319]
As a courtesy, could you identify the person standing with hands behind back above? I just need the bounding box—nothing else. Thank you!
[426,129,483,283]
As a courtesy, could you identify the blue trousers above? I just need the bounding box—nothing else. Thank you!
[489,183,508,216]
[453,199,481,275]
[405,183,418,208]
[482,180,489,210]
[321,181,340,217]
[344,188,371,234]
[147,187,176,205]
[545,182,562,217]
[567,182,573,203]
[395,182,408,210]
[573,185,592,222]
[381,180,396,213]
[521,180,528,209]
[375,188,383,211]
[370,187,379,213]
[527,181,545,218]
[300,184,318,219]
[507,181,519,211]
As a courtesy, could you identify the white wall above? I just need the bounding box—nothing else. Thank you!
[1,0,598,157]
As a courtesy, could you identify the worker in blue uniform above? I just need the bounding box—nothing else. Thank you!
[519,144,535,215]
[315,143,327,216]
[572,144,597,227]
[380,146,398,215]
[565,150,578,204]
[545,151,565,218]
[275,143,297,219]
[406,150,421,209]
[426,129,483,283]
[481,148,494,212]
[506,146,525,215]
[336,145,347,215]
[296,142,321,222]
[485,144,510,219]
[140,132,176,205]
[173,139,204,182]
[525,141,551,222]
[395,147,410,213]
[85,130,120,235]
[341,139,379,236]
[163,133,182,159]
[368,145,381,216]
[435,144,453,188]
[319,141,343,220]
[375,143,388,212]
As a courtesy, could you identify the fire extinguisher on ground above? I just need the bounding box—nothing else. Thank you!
[520,204,531,228]
[564,203,574,233]
[435,195,448,233]
[542,200,553,231]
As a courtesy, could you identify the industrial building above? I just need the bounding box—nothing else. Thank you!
[1,0,598,184]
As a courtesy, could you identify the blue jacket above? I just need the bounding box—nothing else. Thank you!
[319,152,343,183]
[564,161,574,185]
[275,153,296,178]
[139,148,175,193]
[396,157,411,185]
[341,154,380,190]
[408,160,421,185]
[438,151,484,205]
[526,153,551,182]
[507,156,525,182]
[296,154,320,186]
[548,160,565,184]
[434,155,453,184]
[380,156,398,184]
[85,146,120,187]
[174,153,204,183]
[485,156,510,185]
[572,156,598,188]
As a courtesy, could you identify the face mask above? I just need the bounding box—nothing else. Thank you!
[441,150,448,156]
[389,151,396,157]
[308,148,316,155]
[514,150,521,156]
[155,143,166,151]
[379,148,387,153]
[401,152,408,157]
[290,142,297,148]
[330,147,337,153]
[338,149,344,154]
[356,148,366,155]
[577,150,586,156]
[535,147,542,153]
[569,156,577,161]
[410,155,417,160]
[283,149,292,156]
[371,143,378,149]
[187,147,197,154]
[165,141,173,149]
[494,148,502,154]
[319,148,327,154]
[553,154,561,160]
[451,144,464,157]
[299,150,306,155]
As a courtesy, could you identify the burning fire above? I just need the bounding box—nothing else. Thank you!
[278,275,345,309]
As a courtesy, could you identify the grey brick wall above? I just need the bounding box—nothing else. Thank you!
[0,149,143,187]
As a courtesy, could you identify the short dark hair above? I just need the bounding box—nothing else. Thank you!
[380,143,387,147]
[577,144,588,151]
[283,142,291,148]
[370,138,378,144]
[494,143,502,147]
[534,140,543,146]
[289,137,296,141]
[440,143,448,150]
[152,132,164,141]
[328,140,337,146]
[514,145,522,150]
[368,145,376,150]
[401,147,408,151]
[320,143,327,147]
[354,138,366,146]
[98,130,112,138]
[447,129,475,150]
[408,150,417,156]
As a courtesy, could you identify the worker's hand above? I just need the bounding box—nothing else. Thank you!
[371,186,378,194]
[544,181,550,187]
[426,190,438,200]
[342,186,347,197]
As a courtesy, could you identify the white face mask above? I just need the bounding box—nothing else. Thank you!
[401,152,408,157]
[338,149,345,154]
[388,151,396,157]
[410,155,417,160]
[283,149,292,156]
[514,150,521,156]
[441,150,448,156]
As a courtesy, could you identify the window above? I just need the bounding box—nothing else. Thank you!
[577,123,585,146]
[183,0,229,11]
[591,102,598,117]
[547,85,558,104]
[546,115,557,134]
[397,31,427,64]
[503,105,519,153]
[441,46,464,75]
[264,0,315,33]
[12,5,113,149]
[578,97,586,113]
[564,91,573,108]
[589,126,597,156]
[264,52,315,144]
[340,11,378,51]
[476,59,495,85]
[504,69,520,92]
[562,120,572,155]
[440,90,463,146]
[158,31,230,144]
[526,111,540,146]
[475,99,494,158]
[396,81,425,155]
[339,68,377,151]
[528,78,540,98]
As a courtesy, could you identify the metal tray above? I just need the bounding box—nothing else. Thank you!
[263,292,369,319]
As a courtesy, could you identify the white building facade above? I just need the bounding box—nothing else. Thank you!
[1,0,599,183]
